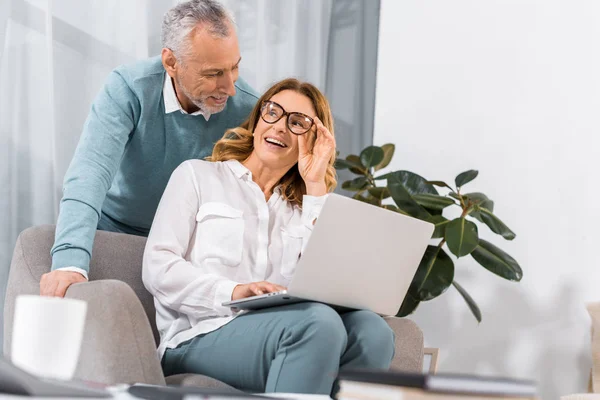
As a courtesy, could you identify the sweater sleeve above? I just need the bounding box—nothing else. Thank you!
[51,70,141,272]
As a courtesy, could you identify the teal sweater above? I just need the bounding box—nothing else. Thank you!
[51,56,259,272]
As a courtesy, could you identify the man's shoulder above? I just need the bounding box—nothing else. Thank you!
[220,77,258,119]
[232,77,260,108]
[113,56,165,87]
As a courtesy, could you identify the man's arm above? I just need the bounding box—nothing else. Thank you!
[41,69,141,297]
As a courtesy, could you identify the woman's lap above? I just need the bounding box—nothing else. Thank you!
[162,302,394,394]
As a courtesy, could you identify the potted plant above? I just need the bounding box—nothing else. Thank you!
[335,144,522,322]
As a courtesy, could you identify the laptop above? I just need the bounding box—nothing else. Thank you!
[222,193,434,316]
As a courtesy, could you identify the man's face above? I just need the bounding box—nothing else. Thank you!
[170,24,241,115]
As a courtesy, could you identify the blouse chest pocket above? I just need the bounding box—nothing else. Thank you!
[279,226,305,278]
[195,202,244,267]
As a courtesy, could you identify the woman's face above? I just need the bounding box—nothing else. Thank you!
[252,90,316,171]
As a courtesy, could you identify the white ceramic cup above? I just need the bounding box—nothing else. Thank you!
[11,295,87,380]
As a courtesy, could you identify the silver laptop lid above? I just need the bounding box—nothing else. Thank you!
[288,193,434,316]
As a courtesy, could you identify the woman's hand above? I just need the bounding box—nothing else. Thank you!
[297,117,336,196]
[231,281,287,301]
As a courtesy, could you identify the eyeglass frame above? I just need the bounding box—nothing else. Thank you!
[259,100,315,135]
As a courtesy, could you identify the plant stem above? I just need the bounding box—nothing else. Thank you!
[461,206,469,218]
[366,170,375,186]
[437,238,446,250]
[456,188,467,210]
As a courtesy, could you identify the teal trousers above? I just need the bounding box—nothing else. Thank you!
[162,302,395,395]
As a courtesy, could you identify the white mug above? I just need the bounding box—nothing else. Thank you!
[11,295,87,380]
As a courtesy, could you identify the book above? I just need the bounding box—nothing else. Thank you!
[336,369,538,400]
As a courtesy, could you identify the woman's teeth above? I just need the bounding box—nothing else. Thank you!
[265,138,286,147]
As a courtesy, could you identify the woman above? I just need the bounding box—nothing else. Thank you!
[142,78,395,395]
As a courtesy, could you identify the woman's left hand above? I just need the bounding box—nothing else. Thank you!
[297,117,336,196]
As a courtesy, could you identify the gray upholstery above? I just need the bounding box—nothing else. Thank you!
[64,280,165,385]
[384,316,424,372]
[4,225,424,387]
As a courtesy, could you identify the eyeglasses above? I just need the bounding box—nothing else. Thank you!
[259,100,314,135]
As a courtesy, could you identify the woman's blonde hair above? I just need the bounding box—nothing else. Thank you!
[209,78,337,207]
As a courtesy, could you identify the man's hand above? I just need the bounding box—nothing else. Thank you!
[40,270,87,297]
[232,281,286,301]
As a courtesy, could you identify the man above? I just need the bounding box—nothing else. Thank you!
[40,0,258,297]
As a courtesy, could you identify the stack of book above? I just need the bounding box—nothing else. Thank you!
[336,369,538,400]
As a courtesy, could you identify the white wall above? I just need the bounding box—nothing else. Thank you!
[374,1,600,399]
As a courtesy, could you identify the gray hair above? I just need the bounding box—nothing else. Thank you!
[162,0,236,58]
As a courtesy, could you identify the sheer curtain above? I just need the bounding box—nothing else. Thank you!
[0,0,379,345]
[0,0,152,345]
[221,0,333,92]
[326,0,381,192]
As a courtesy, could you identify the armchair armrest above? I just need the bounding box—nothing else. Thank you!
[384,316,424,373]
[65,280,165,386]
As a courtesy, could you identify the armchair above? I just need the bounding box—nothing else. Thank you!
[4,225,425,389]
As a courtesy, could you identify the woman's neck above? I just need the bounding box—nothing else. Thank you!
[242,155,289,200]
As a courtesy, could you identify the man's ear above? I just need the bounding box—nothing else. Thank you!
[161,48,178,78]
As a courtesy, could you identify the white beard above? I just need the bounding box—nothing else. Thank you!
[176,76,228,115]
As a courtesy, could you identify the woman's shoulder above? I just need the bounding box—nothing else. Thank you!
[176,159,237,178]
[179,158,212,170]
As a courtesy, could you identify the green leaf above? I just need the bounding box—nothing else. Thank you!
[367,186,391,200]
[472,207,515,240]
[410,246,454,301]
[445,218,479,258]
[471,239,522,281]
[463,192,488,202]
[374,144,395,172]
[452,281,482,323]
[388,181,431,220]
[396,293,420,317]
[428,215,449,239]
[455,170,479,188]
[464,192,494,213]
[423,207,443,217]
[334,158,363,171]
[387,171,439,196]
[352,193,380,206]
[413,194,456,210]
[341,176,368,192]
[427,180,455,192]
[382,204,408,215]
[449,192,462,201]
[346,154,367,175]
[374,172,393,181]
[360,146,385,169]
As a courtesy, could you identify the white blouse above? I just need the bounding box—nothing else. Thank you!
[142,159,327,358]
